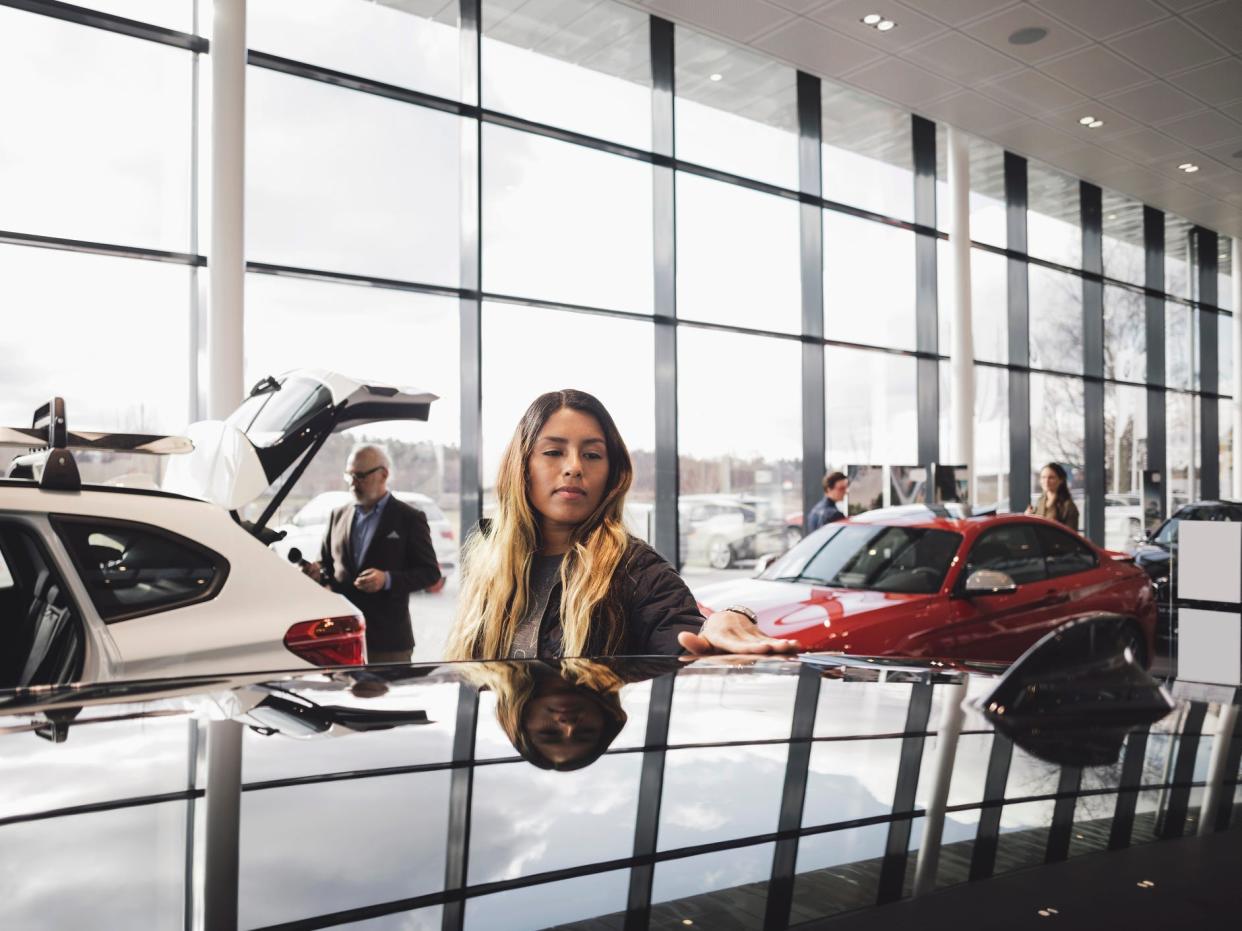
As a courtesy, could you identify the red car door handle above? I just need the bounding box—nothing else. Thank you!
[1034,590,1069,607]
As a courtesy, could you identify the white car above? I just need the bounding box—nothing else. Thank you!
[0,370,438,689]
[273,490,457,576]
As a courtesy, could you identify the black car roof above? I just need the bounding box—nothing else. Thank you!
[0,656,1228,929]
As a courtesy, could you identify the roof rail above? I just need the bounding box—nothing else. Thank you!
[1,398,193,492]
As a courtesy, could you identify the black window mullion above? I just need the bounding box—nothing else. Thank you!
[1109,728,1150,849]
[0,0,206,51]
[765,663,822,930]
[458,0,483,541]
[625,672,676,930]
[650,16,679,567]
[1005,153,1030,514]
[1044,764,1083,862]
[970,733,1014,880]
[1160,701,1208,839]
[798,71,825,526]
[1198,228,1220,499]
[441,682,481,931]
[1145,207,1167,526]
[877,683,933,903]
[914,116,939,467]
[1216,708,1242,831]
[1082,182,1105,544]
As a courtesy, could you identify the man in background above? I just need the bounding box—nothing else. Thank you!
[304,444,441,663]
[806,471,849,533]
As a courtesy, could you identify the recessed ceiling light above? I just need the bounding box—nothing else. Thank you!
[1179,163,1199,172]
[862,13,882,25]
[1009,26,1048,45]
[877,19,896,31]
[1088,119,1104,128]
[1107,214,1117,220]
[709,73,722,82]
[1079,115,1095,125]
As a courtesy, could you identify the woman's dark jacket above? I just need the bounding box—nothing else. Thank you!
[533,536,705,658]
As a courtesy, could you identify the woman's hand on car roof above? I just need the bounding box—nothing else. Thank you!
[678,610,801,655]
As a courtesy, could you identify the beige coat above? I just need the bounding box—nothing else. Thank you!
[1030,494,1079,530]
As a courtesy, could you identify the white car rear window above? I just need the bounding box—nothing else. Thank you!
[53,517,227,622]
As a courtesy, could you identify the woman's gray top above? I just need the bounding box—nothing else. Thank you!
[509,554,564,659]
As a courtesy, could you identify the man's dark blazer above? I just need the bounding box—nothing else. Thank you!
[319,495,442,652]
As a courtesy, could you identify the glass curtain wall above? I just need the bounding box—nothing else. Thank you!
[0,3,200,488]
[930,125,1232,534]
[243,3,465,663]
[3,0,1237,583]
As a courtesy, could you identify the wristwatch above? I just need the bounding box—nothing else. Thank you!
[723,604,758,624]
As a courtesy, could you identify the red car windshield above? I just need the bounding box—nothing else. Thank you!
[763,524,962,594]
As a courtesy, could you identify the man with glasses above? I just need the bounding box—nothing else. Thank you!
[303,444,442,663]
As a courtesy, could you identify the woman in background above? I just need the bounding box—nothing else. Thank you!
[1027,461,1079,530]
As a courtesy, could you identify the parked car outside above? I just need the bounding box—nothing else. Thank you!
[679,493,801,569]
[694,505,1157,666]
[0,369,439,687]
[1104,492,1144,552]
[273,489,457,576]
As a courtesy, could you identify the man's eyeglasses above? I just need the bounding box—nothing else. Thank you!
[344,466,385,483]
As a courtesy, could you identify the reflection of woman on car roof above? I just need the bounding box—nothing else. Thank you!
[465,659,630,771]
[444,389,797,660]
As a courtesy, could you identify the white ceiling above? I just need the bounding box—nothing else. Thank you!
[626,0,1242,240]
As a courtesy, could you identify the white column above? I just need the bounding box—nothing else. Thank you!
[208,0,247,419]
[1233,237,1242,500]
[947,128,974,494]
[1198,701,1238,836]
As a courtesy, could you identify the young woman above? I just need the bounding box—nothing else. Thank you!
[444,389,796,660]
[1026,461,1080,530]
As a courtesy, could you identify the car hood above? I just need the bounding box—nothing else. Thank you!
[163,369,436,531]
[694,578,930,636]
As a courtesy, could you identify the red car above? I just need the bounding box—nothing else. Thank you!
[694,505,1157,666]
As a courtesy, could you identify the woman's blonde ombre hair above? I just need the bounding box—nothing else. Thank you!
[445,390,634,660]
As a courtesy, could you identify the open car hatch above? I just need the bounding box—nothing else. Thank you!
[163,370,437,540]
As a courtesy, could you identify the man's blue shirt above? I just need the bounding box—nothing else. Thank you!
[806,496,844,533]
[351,491,392,589]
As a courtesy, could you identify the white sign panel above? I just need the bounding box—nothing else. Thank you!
[1178,608,1242,686]
[1178,520,1242,604]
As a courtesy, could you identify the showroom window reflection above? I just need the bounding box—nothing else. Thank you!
[1026,161,1081,270]
[1028,264,1084,376]
[242,275,462,536]
[1030,373,1085,512]
[674,28,798,189]
[935,129,1007,250]
[480,304,657,536]
[482,0,651,149]
[248,0,460,100]
[678,328,802,571]
[823,83,914,222]
[1102,191,1146,288]
[1104,383,1148,551]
